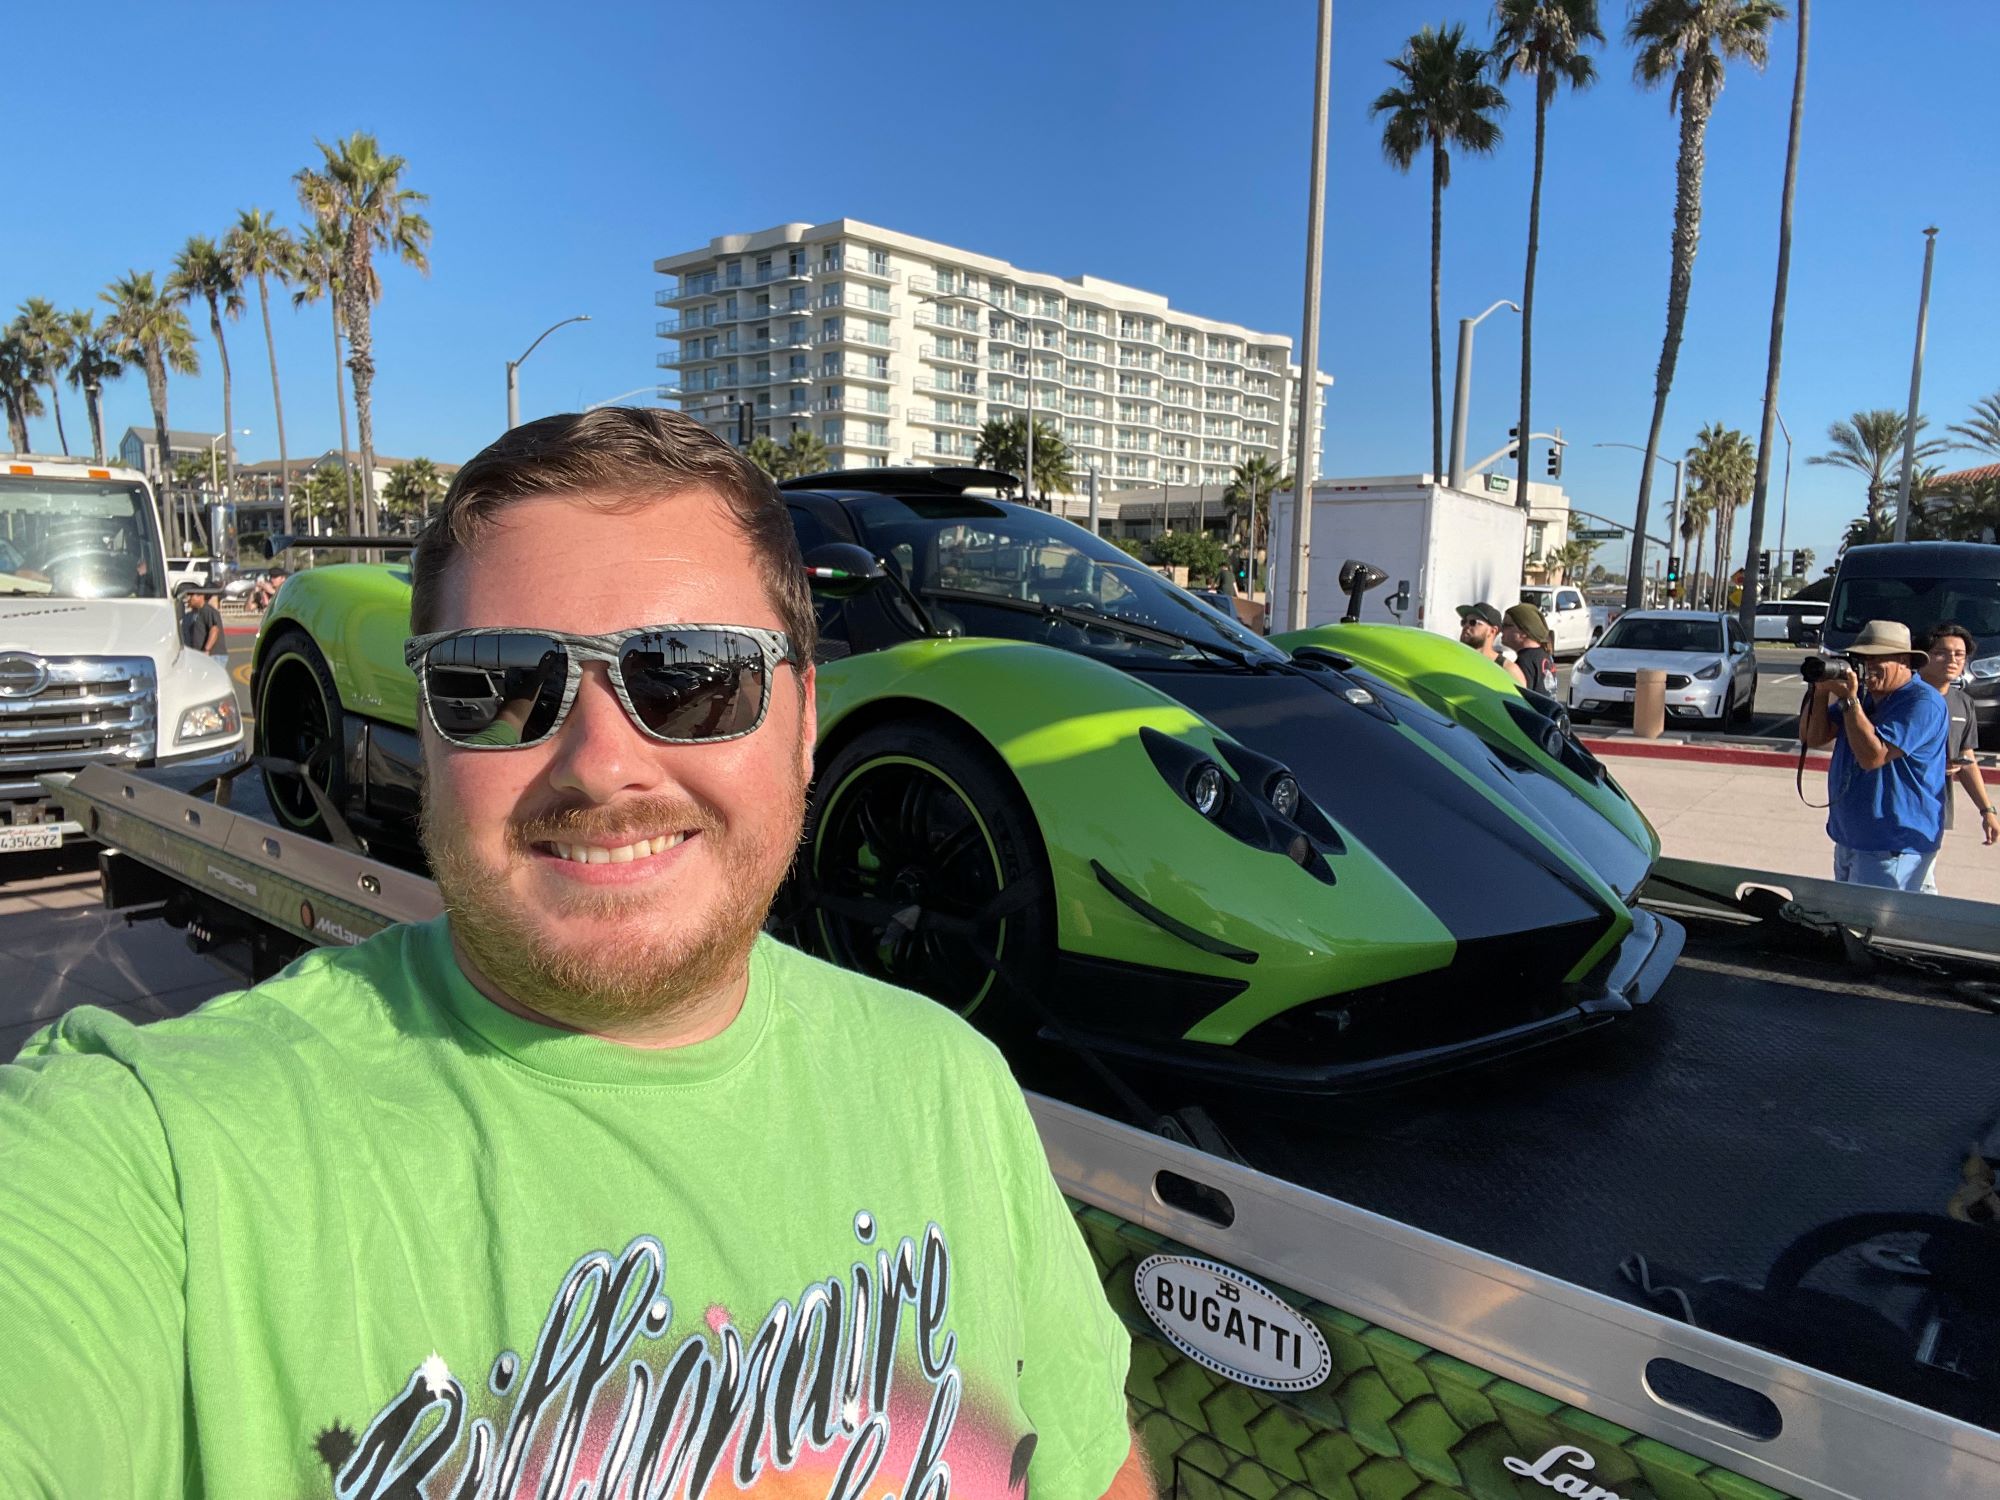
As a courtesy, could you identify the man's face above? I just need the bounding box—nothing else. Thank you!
[1459,616,1495,649]
[1925,636,1968,686]
[1861,656,1912,696]
[1499,620,1530,652]
[419,490,816,1031]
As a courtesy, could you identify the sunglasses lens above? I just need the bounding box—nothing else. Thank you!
[424,633,567,746]
[619,628,767,741]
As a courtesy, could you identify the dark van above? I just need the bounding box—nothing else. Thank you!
[1824,541,2000,731]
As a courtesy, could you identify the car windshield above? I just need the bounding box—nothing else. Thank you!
[1829,573,2000,654]
[842,494,1285,664]
[1599,616,1722,653]
[0,475,165,600]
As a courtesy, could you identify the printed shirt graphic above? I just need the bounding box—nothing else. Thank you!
[0,923,1131,1498]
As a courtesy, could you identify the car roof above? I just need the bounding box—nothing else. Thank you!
[1615,609,1726,621]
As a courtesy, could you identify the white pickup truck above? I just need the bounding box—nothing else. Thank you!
[1519,584,1594,656]
[0,454,245,857]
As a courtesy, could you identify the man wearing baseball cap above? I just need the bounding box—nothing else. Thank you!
[1457,602,1527,686]
[1500,602,1560,697]
[1798,619,1949,890]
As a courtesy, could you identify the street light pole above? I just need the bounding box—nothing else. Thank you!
[1892,227,1939,544]
[1595,441,1682,606]
[1286,0,1333,634]
[506,315,591,431]
[1771,406,1792,573]
[1447,300,1519,492]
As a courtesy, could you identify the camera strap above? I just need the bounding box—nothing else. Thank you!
[1796,686,1831,809]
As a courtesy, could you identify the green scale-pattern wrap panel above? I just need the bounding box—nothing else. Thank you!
[1073,1205,1794,1500]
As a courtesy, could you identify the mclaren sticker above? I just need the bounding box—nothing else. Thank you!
[1135,1254,1330,1392]
[299,898,366,946]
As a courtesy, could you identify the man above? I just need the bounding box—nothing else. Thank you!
[0,410,1151,1498]
[1798,619,1949,891]
[180,584,223,655]
[251,567,289,611]
[1500,602,1560,696]
[1457,601,1528,686]
[1914,623,1999,893]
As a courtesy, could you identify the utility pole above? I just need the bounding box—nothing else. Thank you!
[1892,226,1938,544]
[1286,0,1332,633]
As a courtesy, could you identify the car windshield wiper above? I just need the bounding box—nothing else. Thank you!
[920,586,1249,663]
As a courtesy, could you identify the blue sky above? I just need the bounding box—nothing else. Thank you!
[8,0,1993,570]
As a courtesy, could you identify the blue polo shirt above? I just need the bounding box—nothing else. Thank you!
[1826,675,1949,854]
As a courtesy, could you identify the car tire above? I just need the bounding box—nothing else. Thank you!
[789,719,1056,1040]
[255,627,350,840]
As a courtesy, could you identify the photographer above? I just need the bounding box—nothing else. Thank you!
[1798,620,1948,891]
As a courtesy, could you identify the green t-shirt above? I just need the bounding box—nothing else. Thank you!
[0,920,1131,1498]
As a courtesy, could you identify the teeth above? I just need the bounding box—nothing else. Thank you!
[545,832,690,865]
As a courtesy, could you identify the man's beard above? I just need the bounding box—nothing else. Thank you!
[420,768,807,1035]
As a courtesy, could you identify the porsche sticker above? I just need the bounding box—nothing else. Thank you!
[1135,1254,1330,1392]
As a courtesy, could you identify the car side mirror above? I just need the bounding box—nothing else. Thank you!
[801,542,889,599]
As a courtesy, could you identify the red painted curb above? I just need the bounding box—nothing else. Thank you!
[1583,734,2000,786]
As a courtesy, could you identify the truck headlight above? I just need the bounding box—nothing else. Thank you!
[1970,654,2000,682]
[1694,660,1723,681]
[177,696,241,743]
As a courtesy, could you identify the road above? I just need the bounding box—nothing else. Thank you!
[1557,643,1814,739]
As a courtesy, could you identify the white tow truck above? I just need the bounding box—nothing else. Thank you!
[0,454,244,857]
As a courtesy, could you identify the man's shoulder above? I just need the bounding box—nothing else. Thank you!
[11,921,438,1099]
[755,935,1013,1075]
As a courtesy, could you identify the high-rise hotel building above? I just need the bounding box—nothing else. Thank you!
[654,219,1330,491]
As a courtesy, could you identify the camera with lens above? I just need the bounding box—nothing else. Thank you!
[1800,654,1856,684]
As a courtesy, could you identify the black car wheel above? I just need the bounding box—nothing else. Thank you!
[255,628,349,839]
[795,721,1055,1035]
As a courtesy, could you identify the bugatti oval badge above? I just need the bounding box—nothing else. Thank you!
[0,653,48,698]
[1135,1254,1330,1391]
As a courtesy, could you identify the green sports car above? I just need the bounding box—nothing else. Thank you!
[251,466,1677,1091]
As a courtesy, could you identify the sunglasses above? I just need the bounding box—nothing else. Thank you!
[403,624,800,750]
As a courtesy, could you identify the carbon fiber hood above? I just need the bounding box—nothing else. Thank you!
[1129,661,1643,947]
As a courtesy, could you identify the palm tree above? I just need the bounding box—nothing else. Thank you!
[381,457,446,528]
[1738,0,1806,637]
[16,298,76,455]
[1492,1,1603,498]
[1224,454,1289,588]
[742,434,784,478]
[1677,473,1716,602]
[100,271,200,552]
[779,428,829,480]
[63,310,124,465]
[1622,0,1786,611]
[1371,23,1508,483]
[292,223,357,530]
[168,236,246,497]
[1807,409,1947,545]
[1947,391,2000,459]
[0,330,45,453]
[1546,537,1598,583]
[227,209,298,532]
[1685,422,1754,606]
[295,132,432,538]
[971,414,1075,498]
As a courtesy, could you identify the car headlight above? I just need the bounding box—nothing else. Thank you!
[1267,773,1300,821]
[1694,660,1723,681]
[176,695,241,743]
[1572,659,1592,679]
[1970,654,2000,682]
[1188,762,1226,818]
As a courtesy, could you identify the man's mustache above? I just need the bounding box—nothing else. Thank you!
[507,796,724,852]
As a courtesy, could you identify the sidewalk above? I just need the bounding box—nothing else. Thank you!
[1595,744,2000,904]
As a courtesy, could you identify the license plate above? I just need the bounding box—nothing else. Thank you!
[0,824,63,853]
[1621,689,1636,703]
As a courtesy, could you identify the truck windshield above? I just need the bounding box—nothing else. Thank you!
[0,475,165,600]
[1829,573,2000,654]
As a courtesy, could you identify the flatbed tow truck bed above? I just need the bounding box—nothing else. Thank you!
[34,766,2000,1498]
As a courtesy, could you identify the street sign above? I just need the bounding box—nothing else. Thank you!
[1573,527,1624,541]
[1483,474,1512,494]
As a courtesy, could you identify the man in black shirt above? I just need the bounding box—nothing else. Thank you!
[1501,602,1560,696]
[181,588,225,656]
[1916,623,1997,893]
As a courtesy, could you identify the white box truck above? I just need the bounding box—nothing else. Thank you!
[1265,475,1527,633]
[0,454,245,857]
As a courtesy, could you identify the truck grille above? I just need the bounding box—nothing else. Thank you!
[0,656,157,797]
[1591,670,1692,690]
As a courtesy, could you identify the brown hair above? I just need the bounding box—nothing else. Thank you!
[409,409,815,666]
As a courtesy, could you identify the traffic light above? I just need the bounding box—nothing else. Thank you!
[736,401,753,446]
[1666,555,1681,585]
[1791,549,1806,578]
[1546,443,1563,479]
[1236,557,1248,586]
[1757,550,1772,585]
[1507,425,1520,461]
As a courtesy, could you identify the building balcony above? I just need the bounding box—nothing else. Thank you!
[920,343,978,366]
[910,407,979,430]
[845,430,893,453]
[810,396,896,416]
[908,275,989,303]
[914,308,982,334]
[816,328,899,352]
[813,292,896,315]
[824,359,894,386]
[916,375,981,397]
[823,256,900,285]
[1116,354,1157,371]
